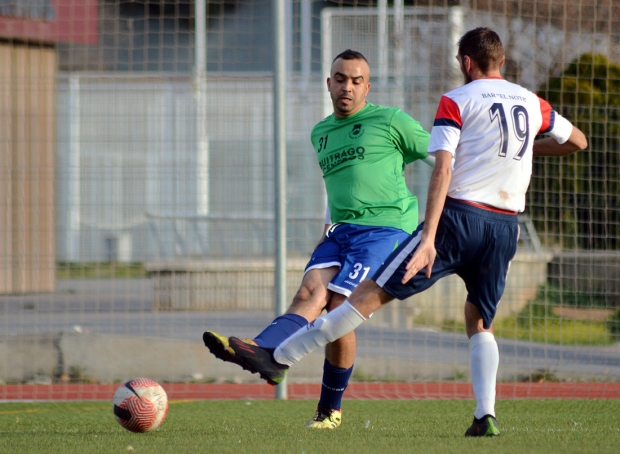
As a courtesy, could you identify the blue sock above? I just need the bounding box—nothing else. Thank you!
[318,359,353,411]
[253,314,308,349]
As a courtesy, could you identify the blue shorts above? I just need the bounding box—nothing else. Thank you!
[373,198,519,329]
[306,223,411,297]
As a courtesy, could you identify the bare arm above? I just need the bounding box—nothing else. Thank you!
[533,125,588,157]
[401,150,453,283]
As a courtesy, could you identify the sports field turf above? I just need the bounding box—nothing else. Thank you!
[0,399,618,453]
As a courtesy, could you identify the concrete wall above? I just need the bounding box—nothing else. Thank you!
[147,250,551,327]
[2,327,615,385]
[0,331,326,385]
[548,252,620,305]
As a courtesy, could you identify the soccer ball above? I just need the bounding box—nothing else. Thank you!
[113,377,169,433]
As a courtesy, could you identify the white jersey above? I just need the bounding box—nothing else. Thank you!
[427,77,573,213]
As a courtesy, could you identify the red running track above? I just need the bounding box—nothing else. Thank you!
[1,382,619,401]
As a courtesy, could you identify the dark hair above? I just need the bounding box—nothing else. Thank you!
[332,49,369,65]
[458,27,504,73]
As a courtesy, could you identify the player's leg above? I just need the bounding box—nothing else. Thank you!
[253,266,338,348]
[229,222,455,384]
[304,224,413,428]
[203,234,340,370]
[273,225,434,366]
[463,301,500,437]
[306,292,354,429]
[459,206,518,437]
[227,279,388,385]
[203,267,336,368]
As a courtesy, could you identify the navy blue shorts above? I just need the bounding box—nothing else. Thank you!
[373,198,519,329]
[306,223,410,297]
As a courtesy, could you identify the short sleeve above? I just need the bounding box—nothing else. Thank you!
[389,109,430,164]
[427,95,462,156]
[544,112,573,144]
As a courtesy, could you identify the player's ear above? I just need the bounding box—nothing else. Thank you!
[326,77,331,91]
[463,55,472,72]
[499,56,506,69]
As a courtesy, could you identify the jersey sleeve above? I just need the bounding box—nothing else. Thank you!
[538,97,573,144]
[427,95,462,156]
[389,109,430,164]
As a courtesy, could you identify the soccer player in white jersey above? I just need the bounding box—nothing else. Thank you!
[227,27,588,436]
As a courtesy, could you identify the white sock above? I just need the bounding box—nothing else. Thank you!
[469,332,499,419]
[274,301,366,366]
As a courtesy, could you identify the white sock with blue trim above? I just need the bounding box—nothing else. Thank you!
[274,301,365,366]
[469,332,499,419]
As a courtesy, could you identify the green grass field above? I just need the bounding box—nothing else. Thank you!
[1,399,618,454]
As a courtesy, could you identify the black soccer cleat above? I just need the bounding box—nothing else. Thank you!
[228,337,289,386]
[203,331,256,371]
[464,414,501,437]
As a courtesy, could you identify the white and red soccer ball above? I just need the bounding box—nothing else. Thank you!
[113,377,169,433]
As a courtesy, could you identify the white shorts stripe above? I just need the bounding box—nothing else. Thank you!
[304,261,341,276]
[326,283,352,297]
[374,229,423,287]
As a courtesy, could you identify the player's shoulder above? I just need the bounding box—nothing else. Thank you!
[311,113,335,134]
[314,113,335,126]
[360,102,398,114]
[354,103,415,128]
[368,103,415,123]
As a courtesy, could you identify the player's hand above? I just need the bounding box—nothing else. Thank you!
[401,240,436,283]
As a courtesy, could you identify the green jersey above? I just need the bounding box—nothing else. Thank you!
[311,102,430,234]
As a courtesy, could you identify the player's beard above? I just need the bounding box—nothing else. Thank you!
[464,73,473,84]
[460,61,473,84]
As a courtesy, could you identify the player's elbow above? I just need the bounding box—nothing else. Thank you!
[575,135,588,151]
[569,126,588,152]
[556,130,588,157]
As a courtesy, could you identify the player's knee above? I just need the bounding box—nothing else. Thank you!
[293,285,311,303]
[291,286,328,311]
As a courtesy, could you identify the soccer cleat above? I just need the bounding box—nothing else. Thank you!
[228,337,289,385]
[203,331,257,370]
[464,414,501,437]
[305,407,342,429]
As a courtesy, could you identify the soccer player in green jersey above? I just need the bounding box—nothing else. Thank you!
[204,49,433,429]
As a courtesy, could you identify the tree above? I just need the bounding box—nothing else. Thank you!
[530,53,620,250]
